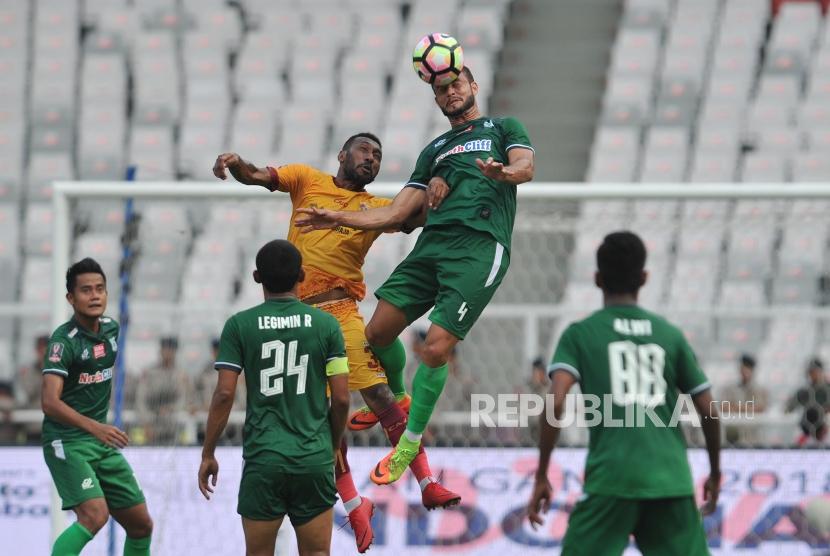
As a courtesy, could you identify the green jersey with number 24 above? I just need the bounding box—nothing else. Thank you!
[549,305,711,499]
[215,297,348,472]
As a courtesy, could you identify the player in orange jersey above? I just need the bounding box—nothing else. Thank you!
[213,133,460,553]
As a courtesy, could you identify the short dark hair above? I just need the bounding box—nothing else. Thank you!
[740,354,756,369]
[341,132,382,152]
[431,66,476,92]
[66,258,106,293]
[808,357,824,371]
[0,381,13,398]
[160,337,178,350]
[256,239,302,294]
[596,231,647,295]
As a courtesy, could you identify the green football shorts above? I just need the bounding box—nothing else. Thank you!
[43,439,145,511]
[561,493,710,556]
[375,226,510,340]
[237,462,336,525]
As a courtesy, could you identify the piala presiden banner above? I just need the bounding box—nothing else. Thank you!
[1,447,829,555]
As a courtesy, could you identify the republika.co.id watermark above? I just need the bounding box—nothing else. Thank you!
[470,393,757,428]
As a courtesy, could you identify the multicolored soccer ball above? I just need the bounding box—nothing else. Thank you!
[412,33,464,86]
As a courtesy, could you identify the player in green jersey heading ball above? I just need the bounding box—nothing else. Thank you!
[296,66,535,484]
[527,232,721,556]
[198,239,350,556]
[42,258,153,556]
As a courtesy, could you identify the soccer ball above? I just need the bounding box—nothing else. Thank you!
[412,33,464,86]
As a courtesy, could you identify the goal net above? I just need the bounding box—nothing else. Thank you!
[40,181,830,555]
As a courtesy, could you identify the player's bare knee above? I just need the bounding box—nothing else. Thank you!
[361,383,395,412]
[364,322,390,347]
[127,515,153,539]
[76,501,109,534]
[420,342,450,368]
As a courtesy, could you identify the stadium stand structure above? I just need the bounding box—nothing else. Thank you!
[580,0,830,430]
[4,0,828,449]
[1,0,518,447]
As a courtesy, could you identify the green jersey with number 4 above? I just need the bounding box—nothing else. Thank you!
[405,116,533,250]
[549,305,710,499]
[215,297,348,472]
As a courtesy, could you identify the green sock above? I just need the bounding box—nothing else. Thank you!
[123,535,151,556]
[371,338,407,397]
[407,362,449,434]
[52,522,94,556]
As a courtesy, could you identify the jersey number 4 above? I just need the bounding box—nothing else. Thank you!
[260,340,309,397]
[608,341,667,407]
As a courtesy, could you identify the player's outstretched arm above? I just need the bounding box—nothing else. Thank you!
[212,152,272,188]
[692,389,721,515]
[295,186,427,232]
[528,370,577,529]
[199,369,238,500]
[476,147,535,185]
[42,374,129,448]
[327,373,350,452]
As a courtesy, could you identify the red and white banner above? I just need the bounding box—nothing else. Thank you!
[1,447,829,555]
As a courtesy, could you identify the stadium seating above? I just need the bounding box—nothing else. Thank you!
[580,0,830,404]
[4,0,824,449]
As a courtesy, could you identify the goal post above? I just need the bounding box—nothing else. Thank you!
[46,180,830,552]
[51,179,830,327]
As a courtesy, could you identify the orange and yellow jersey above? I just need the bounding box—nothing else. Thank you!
[266,163,392,302]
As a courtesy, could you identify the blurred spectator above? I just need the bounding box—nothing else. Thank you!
[786,358,830,446]
[527,357,549,397]
[524,357,549,445]
[135,337,192,445]
[194,338,246,410]
[0,381,22,444]
[194,338,222,411]
[194,338,246,444]
[17,335,49,408]
[721,354,767,445]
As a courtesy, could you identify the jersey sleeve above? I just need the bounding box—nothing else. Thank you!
[675,333,710,396]
[42,337,74,378]
[215,316,244,373]
[548,324,582,381]
[324,315,348,377]
[267,163,312,201]
[404,147,433,191]
[501,117,534,154]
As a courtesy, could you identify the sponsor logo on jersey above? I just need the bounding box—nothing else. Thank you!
[80,348,90,361]
[109,337,118,352]
[81,478,94,490]
[78,367,113,385]
[484,120,495,128]
[48,343,64,363]
[433,138,448,148]
[93,343,106,359]
[434,139,493,164]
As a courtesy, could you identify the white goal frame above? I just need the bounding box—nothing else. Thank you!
[52,180,830,332]
[48,180,830,542]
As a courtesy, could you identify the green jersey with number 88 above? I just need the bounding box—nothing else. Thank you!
[548,305,711,499]
[215,297,348,472]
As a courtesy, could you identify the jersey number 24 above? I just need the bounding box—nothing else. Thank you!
[260,340,309,397]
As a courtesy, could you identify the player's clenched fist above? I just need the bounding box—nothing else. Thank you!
[213,153,241,180]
